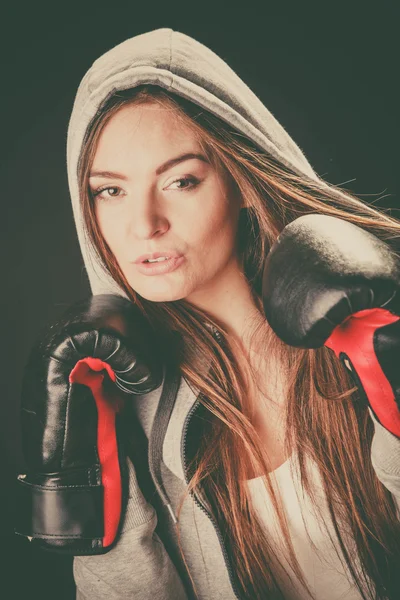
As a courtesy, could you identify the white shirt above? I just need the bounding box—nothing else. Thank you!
[246,454,365,599]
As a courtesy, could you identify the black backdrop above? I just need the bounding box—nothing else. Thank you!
[1,1,398,597]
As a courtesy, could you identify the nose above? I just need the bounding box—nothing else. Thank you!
[127,194,170,240]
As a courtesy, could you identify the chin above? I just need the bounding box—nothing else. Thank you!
[132,281,189,304]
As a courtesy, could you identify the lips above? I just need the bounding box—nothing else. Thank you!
[134,251,182,264]
[135,255,185,276]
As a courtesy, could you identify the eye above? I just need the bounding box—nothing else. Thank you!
[91,186,122,201]
[91,175,201,202]
[166,175,200,191]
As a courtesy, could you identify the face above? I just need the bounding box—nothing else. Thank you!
[89,103,244,306]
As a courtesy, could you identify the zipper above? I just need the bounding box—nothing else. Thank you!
[181,394,243,600]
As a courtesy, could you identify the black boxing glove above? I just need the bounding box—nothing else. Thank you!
[14,294,163,555]
[262,214,400,437]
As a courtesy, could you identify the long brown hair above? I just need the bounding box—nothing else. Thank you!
[77,85,400,599]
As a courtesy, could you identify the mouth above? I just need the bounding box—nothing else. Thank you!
[142,257,171,263]
[135,251,182,264]
[135,255,185,276]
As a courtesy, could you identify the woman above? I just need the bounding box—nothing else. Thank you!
[34,28,400,599]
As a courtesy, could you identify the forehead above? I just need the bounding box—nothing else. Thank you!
[96,104,198,155]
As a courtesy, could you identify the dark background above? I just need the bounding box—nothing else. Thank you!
[1,0,398,597]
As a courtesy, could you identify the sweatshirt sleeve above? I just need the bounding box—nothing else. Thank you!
[369,408,400,514]
[73,457,188,600]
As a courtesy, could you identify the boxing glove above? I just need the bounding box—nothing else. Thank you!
[15,294,164,555]
[261,214,400,438]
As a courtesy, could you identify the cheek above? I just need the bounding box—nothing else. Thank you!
[191,195,240,259]
[95,205,125,258]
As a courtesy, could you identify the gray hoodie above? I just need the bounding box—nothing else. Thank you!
[66,28,400,600]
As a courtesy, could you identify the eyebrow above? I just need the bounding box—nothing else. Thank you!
[89,152,209,180]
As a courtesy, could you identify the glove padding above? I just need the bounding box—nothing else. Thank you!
[262,214,400,437]
[15,294,163,554]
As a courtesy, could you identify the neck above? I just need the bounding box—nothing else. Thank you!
[186,257,288,415]
[187,258,289,473]
[186,256,268,354]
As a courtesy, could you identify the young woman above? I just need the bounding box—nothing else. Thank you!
[18,28,400,599]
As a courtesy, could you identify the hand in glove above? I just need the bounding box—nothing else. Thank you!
[15,294,163,554]
[262,214,400,438]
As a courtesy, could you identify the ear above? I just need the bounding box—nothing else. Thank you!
[235,183,249,210]
[225,173,247,209]
[239,192,250,210]
[236,190,249,211]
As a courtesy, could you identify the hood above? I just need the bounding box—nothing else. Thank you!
[66,26,333,298]
[65,27,342,524]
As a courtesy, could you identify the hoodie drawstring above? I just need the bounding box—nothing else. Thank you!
[148,362,181,524]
